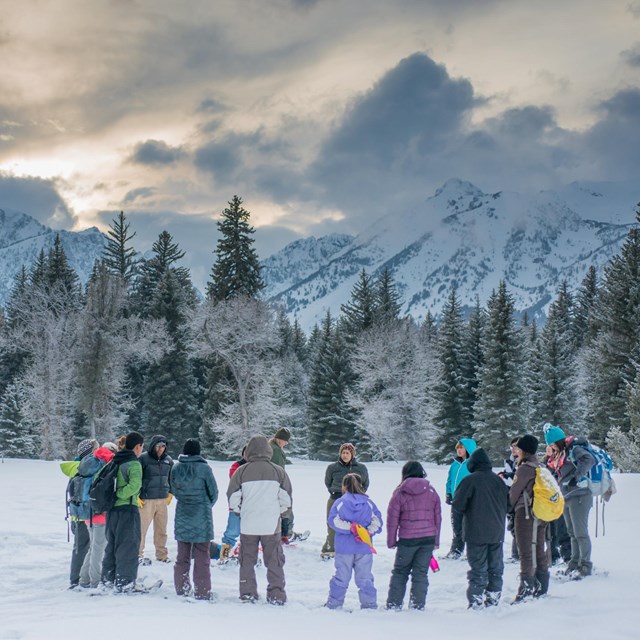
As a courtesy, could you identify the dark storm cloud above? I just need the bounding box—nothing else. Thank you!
[584,88,640,180]
[129,139,186,166]
[0,174,75,228]
[621,43,640,67]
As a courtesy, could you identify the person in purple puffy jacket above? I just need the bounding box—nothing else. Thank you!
[385,461,442,611]
[325,473,383,610]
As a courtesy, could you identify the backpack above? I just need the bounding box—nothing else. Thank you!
[66,469,97,521]
[89,461,127,515]
[531,466,565,522]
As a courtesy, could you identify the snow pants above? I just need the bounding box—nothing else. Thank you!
[514,511,548,577]
[386,539,434,610]
[102,505,141,590]
[80,523,107,588]
[321,496,338,553]
[174,541,211,599]
[139,498,169,560]
[450,506,465,555]
[239,533,286,604]
[327,553,376,609]
[563,494,592,570]
[466,542,504,607]
[70,520,90,587]
[222,511,241,547]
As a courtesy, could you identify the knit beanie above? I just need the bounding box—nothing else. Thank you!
[77,439,97,459]
[517,434,539,456]
[339,442,356,457]
[274,427,291,442]
[183,438,201,456]
[543,423,566,445]
[102,442,118,453]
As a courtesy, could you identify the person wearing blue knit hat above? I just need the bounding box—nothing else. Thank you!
[543,424,566,445]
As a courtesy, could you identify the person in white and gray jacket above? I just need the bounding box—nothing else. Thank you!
[227,435,292,605]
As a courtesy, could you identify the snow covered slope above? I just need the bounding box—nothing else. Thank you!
[0,207,106,304]
[263,179,638,329]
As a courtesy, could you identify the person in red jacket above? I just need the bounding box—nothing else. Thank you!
[385,461,441,611]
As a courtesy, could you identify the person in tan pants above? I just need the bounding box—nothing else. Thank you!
[138,435,173,564]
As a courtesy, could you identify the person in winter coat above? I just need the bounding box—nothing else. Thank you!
[543,444,571,564]
[78,442,117,589]
[321,443,370,559]
[386,461,441,611]
[544,424,595,578]
[101,431,144,592]
[216,447,246,564]
[509,435,549,602]
[170,438,218,600]
[325,473,383,610]
[452,447,509,609]
[227,435,293,604]
[444,438,477,559]
[61,438,99,588]
[270,427,300,542]
[498,437,521,562]
[138,434,173,564]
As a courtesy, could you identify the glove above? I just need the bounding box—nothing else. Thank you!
[445,494,452,506]
[576,479,589,489]
[281,518,290,538]
[70,520,77,535]
[166,493,173,505]
[138,497,145,508]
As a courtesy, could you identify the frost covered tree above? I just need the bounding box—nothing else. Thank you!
[207,196,264,302]
[0,381,37,458]
[472,281,527,461]
[191,297,284,455]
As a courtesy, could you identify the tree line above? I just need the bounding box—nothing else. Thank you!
[0,197,639,471]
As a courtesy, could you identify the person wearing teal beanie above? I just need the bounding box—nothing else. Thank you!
[543,424,566,445]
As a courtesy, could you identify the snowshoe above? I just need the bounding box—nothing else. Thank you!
[290,530,310,542]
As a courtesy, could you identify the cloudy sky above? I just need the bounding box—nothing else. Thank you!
[1,0,639,286]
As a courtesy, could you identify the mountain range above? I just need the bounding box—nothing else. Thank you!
[262,179,639,329]
[1,179,638,330]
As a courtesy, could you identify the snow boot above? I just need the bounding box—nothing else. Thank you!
[578,560,593,577]
[485,591,501,607]
[218,543,231,564]
[511,575,536,604]
[534,570,550,597]
[467,594,485,610]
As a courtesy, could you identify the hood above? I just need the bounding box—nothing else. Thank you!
[148,434,168,459]
[78,453,104,476]
[338,492,374,523]
[399,477,431,496]
[459,438,477,457]
[245,436,273,462]
[94,447,115,464]
[60,460,80,478]
[467,447,492,472]
[177,454,207,464]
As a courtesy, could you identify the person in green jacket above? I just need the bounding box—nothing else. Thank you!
[270,428,296,542]
[101,431,144,592]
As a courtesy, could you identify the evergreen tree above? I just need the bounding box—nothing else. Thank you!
[460,296,485,434]
[47,233,80,299]
[308,312,356,458]
[375,267,402,326]
[606,368,640,472]
[472,281,527,460]
[432,289,467,463]
[573,265,598,349]
[103,211,139,282]
[585,213,640,445]
[207,196,264,301]
[0,381,37,458]
[340,269,376,342]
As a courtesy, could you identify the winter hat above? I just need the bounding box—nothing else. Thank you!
[517,435,539,456]
[402,460,426,480]
[77,438,97,459]
[102,442,118,453]
[339,442,356,457]
[274,427,291,442]
[543,423,566,445]
[183,438,201,456]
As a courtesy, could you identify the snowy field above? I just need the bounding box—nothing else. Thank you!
[0,457,638,640]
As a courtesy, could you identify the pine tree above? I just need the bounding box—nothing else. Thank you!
[472,281,527,461]
[432,289,467,462]
[308,312,356,458]
[573,266,598,349]
[47,233,80,299]
[0,381,37,458]
[207,196,264,301]
[585,212,640,445]
[375,268,402,326]
[340,269,376,342]
[103,211,138,282]
[460,296,485,434]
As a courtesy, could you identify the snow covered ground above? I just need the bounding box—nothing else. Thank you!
[0,457,638,639]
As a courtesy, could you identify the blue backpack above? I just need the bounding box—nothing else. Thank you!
[66,456,105,521]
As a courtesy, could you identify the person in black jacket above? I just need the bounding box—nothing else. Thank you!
[452,448,509,609]
[138,434,173,564]
[321,443,369,559]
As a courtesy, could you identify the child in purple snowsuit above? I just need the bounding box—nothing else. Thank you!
[325,473,383,610]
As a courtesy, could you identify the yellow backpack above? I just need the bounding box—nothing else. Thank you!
[532,467,565,522]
